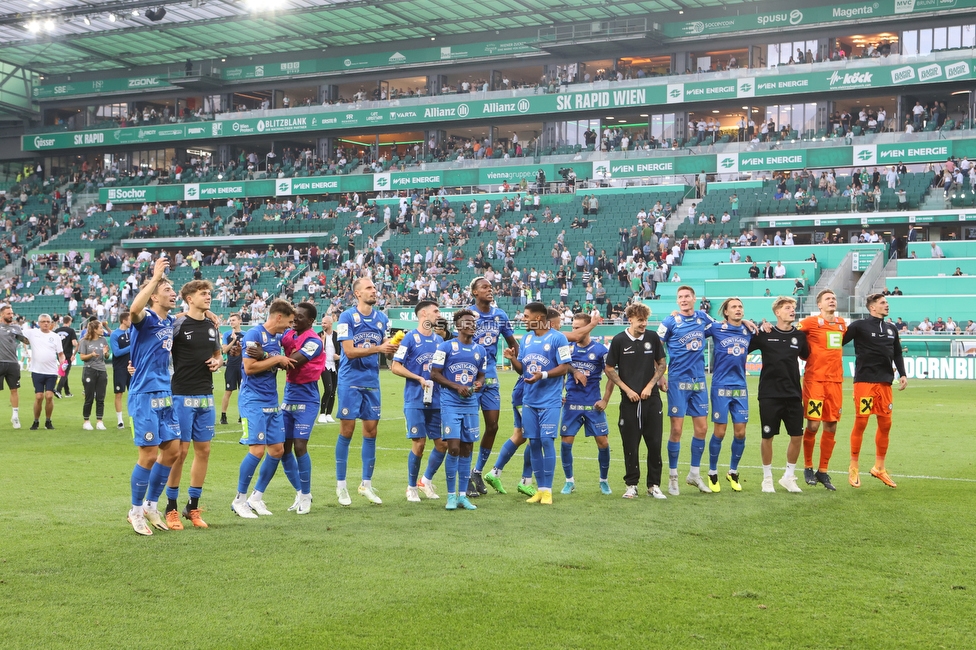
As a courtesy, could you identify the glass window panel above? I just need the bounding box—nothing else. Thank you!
[903,30,918,56]
[948,25,962,49]
[963,25,975,47]
[663,113,675,141]
[650,115,663,140]
[919,29,933,55]
[934,27,947,50]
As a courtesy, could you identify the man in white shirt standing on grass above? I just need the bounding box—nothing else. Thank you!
[22,313,66,430]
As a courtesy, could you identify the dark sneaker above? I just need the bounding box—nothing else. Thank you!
[815,471,836,491]
[803,467,818,486]
[465,478,480,498]
[45,420,55,430]
[219,416,228,425]
[30,420,40,430]
[471,471,488,495]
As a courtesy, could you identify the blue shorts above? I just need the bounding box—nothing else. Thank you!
[441,411,480,443]
[478,379,501,411]
[513,403,523,429]
[283,402,317,440]
[405,407,442,440]
[173,395,216,443]
[667,379,709,418]
[224,364,242,392]
[711,387,749,424]
[32,373,57,394]
[337,385,381,421]
[240,402,285,446]
[560,404,610,438]
[129,392,182,447]
[521,405,560,439]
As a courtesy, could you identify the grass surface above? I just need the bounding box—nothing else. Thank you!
[0,373,973,649]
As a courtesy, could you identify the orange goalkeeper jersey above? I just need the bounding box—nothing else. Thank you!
[798,314,846,383]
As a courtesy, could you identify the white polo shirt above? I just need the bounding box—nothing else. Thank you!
[23,325,62,375]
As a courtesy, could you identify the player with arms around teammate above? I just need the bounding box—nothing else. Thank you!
[505,302,572,505]
[280,302,326,515]
[843,293,907,489]
[110,312,132,429]
[657,286,713,495]
[125,257,180,536]
[560,313,613,495]
[220,314,245,425]
[164,281,222,530]
[467,277,519,497]
[430,310,486,511]
[748,297,809,494]
[0,305,29,429]
[704,298,753,492]
[335,278,397,506]
[231,300,296,518]
[391,300,447,502]
[797,289,846,491]
[604,303,668,499]
[22,314,65,430]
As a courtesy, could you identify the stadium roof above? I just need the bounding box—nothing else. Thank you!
[0,0,761,77]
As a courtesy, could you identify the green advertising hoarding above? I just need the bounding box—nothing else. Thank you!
[852,141,953,165]
[661,0,976,38]
[33,75,176,99]
[593,158,677,178]
[477,165,555,185]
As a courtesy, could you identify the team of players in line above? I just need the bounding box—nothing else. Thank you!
[119,258,908,535]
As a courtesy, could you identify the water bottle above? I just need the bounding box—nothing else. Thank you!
[422,380,433,405]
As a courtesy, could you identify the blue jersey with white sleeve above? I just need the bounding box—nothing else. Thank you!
[657,310,712,380]
[468,304,514,379]
[431,339,486,413]
[337,307,389,389]
[128,309,174,395]
[706,321,751,388]
[393,328,444,408]
[240,324,282,406]
[564,340,609,405]
[519,329,572,408]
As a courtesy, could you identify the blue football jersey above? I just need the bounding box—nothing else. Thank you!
[393,328,444,408]
[337,307,389,389]
[564,340,609,405]
[706,321,752,388]
[468,304,514,379]
[657,309,713,380]
[240,324,281,405]
[431,339,487,413]
[129,309,174,395]
[518,329,572,408]
[512,376,524,407]
[223,329,245,367]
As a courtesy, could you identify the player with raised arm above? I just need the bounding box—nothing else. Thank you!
[231,300,296,518]
[704,298,752,492]
[125,257,180,536]
[506,301,572,505]
[219,314,244,425]
[391,300,447,502]
[335,278,397,506]
[430,309,486,510]
[559,313,612,495]
[843,294,908,489]
[748,297,809,494]
[164,281,222,530]
[797,289,846,491]
[109,312,132,429]
[0,304,29,429]
[466,277,519,497]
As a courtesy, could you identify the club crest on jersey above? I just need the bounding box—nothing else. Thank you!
[763,425,770,433]
[353,313,361,324]
[543,344,551,351]
[474,353,480,361]
[209,328,216,338]
[413,333,421,343]
[671,407,678,414]
[341,408,349,415]
[722,323,728,330]
[644,342,651,349]
[261,331,268,343]
[445,426,451,434]
[588,353,596,360]
[258,432,265,440]
[411,427,418,434]
[791,337,797,345]
[451,341,459,352]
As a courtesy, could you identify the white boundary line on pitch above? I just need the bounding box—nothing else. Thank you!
[208,437,976,483]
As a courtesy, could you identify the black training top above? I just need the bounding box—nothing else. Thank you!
[748,326,809,400]
[842,316,906,384]
[606,329,665,399]
[171,315,221,396]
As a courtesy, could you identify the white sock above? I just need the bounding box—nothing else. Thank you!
[337,479,347,490]
[762,465,773,478]
[565,477,574,483]
[12,407,18,415]
[785,463,796,478]
[670,469,678,477]
[520,477,532,485]
[235,492,246,501]
[116,411,124,424]
[145,500,157,511]
[250,490,263,500]
[488,467,501,478]
[689,467,700,478]
[361,479,372,488]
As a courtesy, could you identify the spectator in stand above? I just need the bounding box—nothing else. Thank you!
[915,318,933,333]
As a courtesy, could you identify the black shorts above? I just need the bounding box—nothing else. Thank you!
[113,365,131,394]
[225,364,242,391]
[0,361,21,390]
[31,373,57,394]
[758,398,804,439]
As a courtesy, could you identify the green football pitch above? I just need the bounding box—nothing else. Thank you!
[1,371,973,649]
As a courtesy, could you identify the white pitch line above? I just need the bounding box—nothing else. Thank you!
[208,437,975,483]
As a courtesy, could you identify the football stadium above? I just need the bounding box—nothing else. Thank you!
[0,0,974,647]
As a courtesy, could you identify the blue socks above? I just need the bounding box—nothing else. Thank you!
[458,455,472,494]
[335,435,351,482]
[690,437,705,469]
[187,486,202,500]
[541,438,556,490]
[254,455,280,493]
[424,448,445,482]
[238,453,261,494]
[561,440,574,479]
[598,446,611,481]
[445,453,459,493]
[362,437,376,481]
[130,464,151,507]
[709,435,723,473]
[521,446,533,479]
[408,451,421,488]
[146,462,172,503]
[528,439,544,486]
[281,452,300,491]
[297,452,311,495]
[667,441,681,470]
[474,446,491,472]
[730,437,746,472]
[495,439,518,471]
